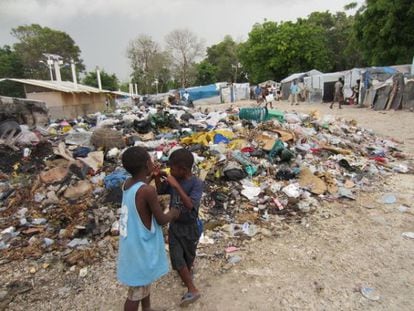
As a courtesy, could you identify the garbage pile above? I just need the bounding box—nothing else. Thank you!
[0,104,412,266]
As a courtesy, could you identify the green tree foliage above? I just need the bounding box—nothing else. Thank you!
[305,11,363,71]
[205,36,242,82]
[195,60,217,85]
[118,82,130,93]
[82,69,119,91]
[0,45,25,97]
[11,24,85,80]
[354,0,414,66]
[239,21,332,83]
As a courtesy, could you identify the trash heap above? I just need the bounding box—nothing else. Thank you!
[0,104,412,266]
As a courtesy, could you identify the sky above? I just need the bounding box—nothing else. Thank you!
[0,0,362,82]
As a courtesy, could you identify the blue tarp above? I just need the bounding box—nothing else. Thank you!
[363,67,398,88]
[180,84,219,101]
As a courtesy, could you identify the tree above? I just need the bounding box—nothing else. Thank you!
[165,29,204,87]
[205,36,243,82]
[0,45,25,97]
[239,21,332,83]
[354,0,414,66]
[195,60,217,85]
[127,35,172,94]
[11,24,85,80]
[82,69,119,91]
[305,11,363,71]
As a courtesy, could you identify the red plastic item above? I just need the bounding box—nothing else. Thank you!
[370,156,387,163]
[241,147,255,153]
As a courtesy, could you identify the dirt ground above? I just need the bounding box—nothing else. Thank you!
[2,101,414,311]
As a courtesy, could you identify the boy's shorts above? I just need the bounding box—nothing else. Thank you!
[127,285,151,301]
[169,222,199,270]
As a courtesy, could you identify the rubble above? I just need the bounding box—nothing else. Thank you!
[0,101,412,274]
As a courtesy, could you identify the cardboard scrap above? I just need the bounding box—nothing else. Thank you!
[320,144,352,155]
[257,134,276,151]
[53,142,75,161]
[299,168,327,195]
[78,151,104,172]
[138,132,155,141]
[316,172,339,194]
[271,129,295,142]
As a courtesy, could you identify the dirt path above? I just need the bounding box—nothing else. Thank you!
[3,102,414,311]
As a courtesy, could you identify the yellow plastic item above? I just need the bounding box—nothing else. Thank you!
[62,126,72,133]
[228,139,247,150]
[181,130,234,146]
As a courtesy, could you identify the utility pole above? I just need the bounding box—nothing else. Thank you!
[71,59,78,89]
[48,60,54,81]
[96,67,102,90]
[42,53,64,81]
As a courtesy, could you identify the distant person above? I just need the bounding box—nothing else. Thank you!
[262,85,273,108]
[250,87,255,100]
[255,85,262,102]
[153,149,204,307]
[330,78,344,109]
[183,90,190,101]
[290,80,299,105]
[117,146,179,311]
[298,80,306,101]
[352,79,360,106]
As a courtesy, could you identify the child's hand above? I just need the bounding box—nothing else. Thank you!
[152,163,167,178]
[152,162,161,176]
[165,175,180,189]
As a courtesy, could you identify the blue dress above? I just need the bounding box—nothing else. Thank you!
[117,181,169,286]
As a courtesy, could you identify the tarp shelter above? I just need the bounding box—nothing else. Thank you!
[280,69,322,100]
[0,78,109,119]
[305,71,346,103]
[221,83,250,103]
[360,65,412,110]
[360,67,397,108]
[259,80,277,87]
[180,84,219,102]
[403,79,414,110]
[343,68,362,98]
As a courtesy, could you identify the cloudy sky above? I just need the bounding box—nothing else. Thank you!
[0,0,362,81]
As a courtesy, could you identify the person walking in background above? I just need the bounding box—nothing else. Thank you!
[255,85,262,103]
[182,90,190,101]
[290,80,299,105]
[330,78,344,109]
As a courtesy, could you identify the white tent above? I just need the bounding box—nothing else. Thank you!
[280,69,322,100]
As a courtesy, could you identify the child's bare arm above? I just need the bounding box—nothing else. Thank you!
[142,185,179,225]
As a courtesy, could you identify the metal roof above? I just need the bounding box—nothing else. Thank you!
[0,78,109,94]
[111,90,140,98]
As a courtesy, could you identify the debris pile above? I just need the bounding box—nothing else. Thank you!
[0,103,412,266]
